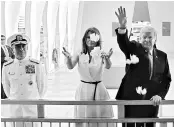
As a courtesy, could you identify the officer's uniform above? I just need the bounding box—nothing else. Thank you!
[2,34,46,127]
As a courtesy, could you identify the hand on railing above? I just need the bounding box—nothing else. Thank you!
[150,95,162,106]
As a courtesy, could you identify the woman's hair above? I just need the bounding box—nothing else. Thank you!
[82,27,102,54]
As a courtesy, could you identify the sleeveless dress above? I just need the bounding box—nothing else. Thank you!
[74,53,115,127]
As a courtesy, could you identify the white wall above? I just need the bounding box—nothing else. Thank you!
[147,2,174,108]
[79,1,174,66]
[79,1,135,66]
[148,1,174,54]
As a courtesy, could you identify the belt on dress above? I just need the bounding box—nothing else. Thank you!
[80,80,101,100]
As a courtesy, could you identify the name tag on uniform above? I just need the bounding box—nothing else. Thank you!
[25,65,35,74]
[9,72,15,75]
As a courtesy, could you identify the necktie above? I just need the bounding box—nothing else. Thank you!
[148,52,153,80]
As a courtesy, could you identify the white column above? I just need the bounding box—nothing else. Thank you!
[30,1,45,60]
[42,1,48,74]
[1,1,6,37]
[5,1,22,41]
[47,1,60,72]
[59,0,68,66]
[25,1,32,57]
[63,6,68,51]
[55,2,60,69]
[73,1,84,53]
[68,1,80,55]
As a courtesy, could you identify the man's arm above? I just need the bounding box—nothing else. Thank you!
[1,49,7,63]
[115,28,131,56]
[157,54,171,99]
[2,66,10,97]
[115,6,138,57]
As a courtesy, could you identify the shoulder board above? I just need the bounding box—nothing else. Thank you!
[29,58,40,64]
[4,59,14,66]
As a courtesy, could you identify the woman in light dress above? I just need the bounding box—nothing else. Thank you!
[62,27,115,127]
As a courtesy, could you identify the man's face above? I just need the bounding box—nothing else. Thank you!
[13,44,28,60]
[1,36,6,45]
[139,31,155,51]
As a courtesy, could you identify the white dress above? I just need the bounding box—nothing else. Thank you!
[74,53,115,127]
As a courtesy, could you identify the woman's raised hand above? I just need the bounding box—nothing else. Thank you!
[62,47,71,59]
[101,48,113,59]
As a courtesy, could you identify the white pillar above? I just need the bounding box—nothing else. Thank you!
[5,1,22,41]
[73,1,84,53]
[68,1,80,55]
[59,1,68,67]
[55,2,60,69]
[25,1,32,57]
[42,1,48,74]
[1,1,6,37]
[30,1,45,60]
[47,1,60,72]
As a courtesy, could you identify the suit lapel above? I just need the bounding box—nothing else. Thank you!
[1,47,5,57]
[152,49,159,77]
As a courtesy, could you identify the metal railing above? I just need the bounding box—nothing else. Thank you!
[1,99,174,127]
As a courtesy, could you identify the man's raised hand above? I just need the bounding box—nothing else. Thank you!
[115,6,127,28]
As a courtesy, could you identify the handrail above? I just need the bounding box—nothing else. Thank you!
[1,99,174,127]
[1,99,174,105]
[1,118,174,123]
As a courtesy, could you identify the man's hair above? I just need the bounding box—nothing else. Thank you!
[140,26,157,44]
[140,26,157,38]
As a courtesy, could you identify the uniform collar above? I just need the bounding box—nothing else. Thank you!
[14,57,29,63]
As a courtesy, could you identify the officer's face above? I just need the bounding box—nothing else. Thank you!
[139,31,155,51]
[13,44,28,60]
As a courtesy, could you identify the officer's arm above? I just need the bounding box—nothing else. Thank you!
[2,65,10,97]
[37,63,47,98]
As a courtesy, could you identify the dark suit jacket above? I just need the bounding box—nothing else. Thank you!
[115,29,172,119]
[115,29,171,100]
[1,45,15,99]
[1,45,15,69]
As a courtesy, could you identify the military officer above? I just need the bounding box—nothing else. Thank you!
[2,34,47,127]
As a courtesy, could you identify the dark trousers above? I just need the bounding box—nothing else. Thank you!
[1,66,7,99]
[1,83,7,99]
[122,105,159,127]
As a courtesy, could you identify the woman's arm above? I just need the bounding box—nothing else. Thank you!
[102,48,113,69]
[65,52,79,69]
[103,57,112,69]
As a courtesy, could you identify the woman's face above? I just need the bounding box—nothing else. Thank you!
[86,32,99,48]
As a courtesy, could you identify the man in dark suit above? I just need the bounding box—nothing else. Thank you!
[115,7,172,127]
[1,35,15,99]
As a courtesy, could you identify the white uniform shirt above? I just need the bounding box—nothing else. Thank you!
[2,57,46,99]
